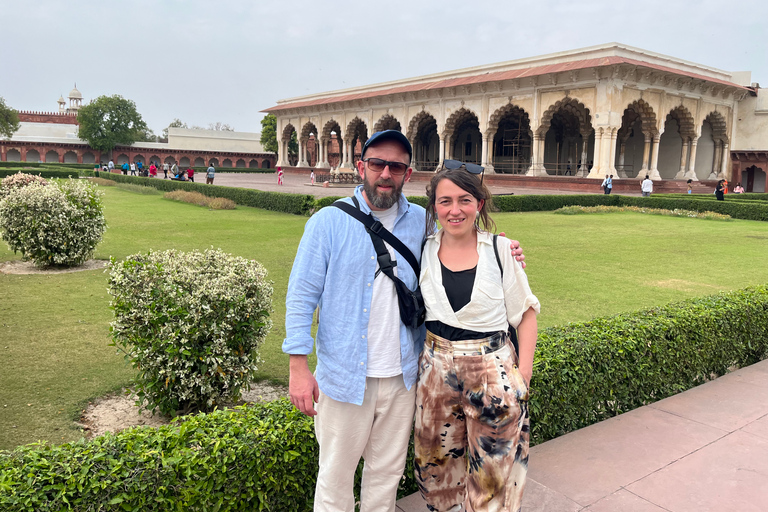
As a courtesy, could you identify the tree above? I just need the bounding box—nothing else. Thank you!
[77,95,148,155]
[0,96,20,140]
[136,127,158,142]
[207,122,234,131]
[260,113,297,156]
[161,118,188,140]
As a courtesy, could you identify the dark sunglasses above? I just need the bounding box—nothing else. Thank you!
[363,157,409,176]
[442,159,485,183]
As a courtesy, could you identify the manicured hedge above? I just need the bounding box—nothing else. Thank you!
[531,285,768,442]
[0,169,79,179]
[0,401,318,511]
[95,173,314,216]
[1,286,766,510]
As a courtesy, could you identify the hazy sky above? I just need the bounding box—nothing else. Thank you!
[2,0,765,135]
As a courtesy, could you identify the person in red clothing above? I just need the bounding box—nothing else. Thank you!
[187,167,194,182]
[149,163,157,178]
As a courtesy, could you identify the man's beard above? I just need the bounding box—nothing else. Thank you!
[363,173,403,209]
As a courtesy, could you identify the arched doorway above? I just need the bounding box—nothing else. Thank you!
[7,149,21,162]
[194,157,205,167]
[179,156,191,167]
[117,154,129,165]
[445,108,481,165]
[742,165,766,193]
[322,119,343,169]
[82,152,95,164]
[281,123,298,166]
[236,159,246,168]
[699,112,729,180]
[407,111,439,172]
[488,104,532,175]
[615,100,657,178]
[300,122,319,167]
[223,159,233,168]
[45,150,60,163]
[657,106,695,180]
[25,149,41,162]
[538,98,594,176]
[63,151,78,163]
[345,117,368,169]
[373,114,401,133]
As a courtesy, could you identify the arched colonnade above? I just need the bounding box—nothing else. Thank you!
[277,96,732,181]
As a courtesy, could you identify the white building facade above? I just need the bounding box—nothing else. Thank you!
[265,43,766,189]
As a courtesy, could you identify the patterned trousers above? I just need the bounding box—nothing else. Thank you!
[414,331,530,512]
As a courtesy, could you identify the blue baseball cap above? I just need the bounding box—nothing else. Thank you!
[362,130,412,163]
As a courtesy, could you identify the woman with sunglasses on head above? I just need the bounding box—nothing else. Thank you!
[415,162,539,512]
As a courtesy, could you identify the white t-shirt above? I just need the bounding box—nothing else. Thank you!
[366,204,402,378]
[641,179,653,193]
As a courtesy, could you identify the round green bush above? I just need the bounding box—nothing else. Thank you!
[0,178,106,267]
[108,248,273,416]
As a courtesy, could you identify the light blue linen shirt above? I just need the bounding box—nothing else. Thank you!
[283,186,426,406]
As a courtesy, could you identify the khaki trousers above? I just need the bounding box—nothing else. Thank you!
[314,375,416,512]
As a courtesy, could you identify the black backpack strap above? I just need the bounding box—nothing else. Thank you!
[332,200,420,275]
[493,234,503,278]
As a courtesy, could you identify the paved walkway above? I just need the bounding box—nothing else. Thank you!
[396,358,768,511]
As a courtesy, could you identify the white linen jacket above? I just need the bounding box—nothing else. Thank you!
[420,229,540,332]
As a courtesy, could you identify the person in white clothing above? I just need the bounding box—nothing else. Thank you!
[641,175,653,197]
[415,164,540,512]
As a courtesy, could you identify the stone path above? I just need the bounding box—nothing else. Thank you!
[396,359,768,512]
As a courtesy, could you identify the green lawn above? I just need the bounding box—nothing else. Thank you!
[1,186,767,450]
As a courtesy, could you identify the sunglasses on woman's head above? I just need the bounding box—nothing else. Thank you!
[442,159,485,183]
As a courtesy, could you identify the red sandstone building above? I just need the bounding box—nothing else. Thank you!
[1,87,276,169]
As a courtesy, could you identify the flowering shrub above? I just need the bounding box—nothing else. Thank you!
[0,179,106,267]
[0,171,49,198]
[554,204,732,220]
[108,248,273,416]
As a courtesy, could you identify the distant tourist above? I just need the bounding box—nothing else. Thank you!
[601,174,613,194]
[687,178,693,194]
[170,162,178,179]
[108,160,114,171]
[206,164,215,184]
[187,167,194,182]
[121,162,129,175]
[715,179,725,201]
[149,163,157,178]
[277,166,284,185]
[130,162,136,176]
[136,161,144,176]
[734,182,745,193]
[310,170,315,185]
[641,175,653,197]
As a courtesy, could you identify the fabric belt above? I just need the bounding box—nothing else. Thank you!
[425,329,508,356]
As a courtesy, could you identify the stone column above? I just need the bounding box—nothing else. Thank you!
[675,139,690,179]
[316,138,327,168]
[587,128,604,178]
[298,139,308,167]
[608,128,618,175]
[340,139,352,170]
[617,141,626,177]
[685,139,699,180]
[481,135,495,174]
[579,135,589,175]
[649,135,662,180]
[709,141,722,179]
[639,134,652,176]
[526,133,547,176]
[437,135,446,170]
[719,142,730,179]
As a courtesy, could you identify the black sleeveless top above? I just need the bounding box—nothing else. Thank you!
[425,261,500,341]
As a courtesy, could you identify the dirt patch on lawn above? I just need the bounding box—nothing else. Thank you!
[0,259,108,275]
[80,382,289,438]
